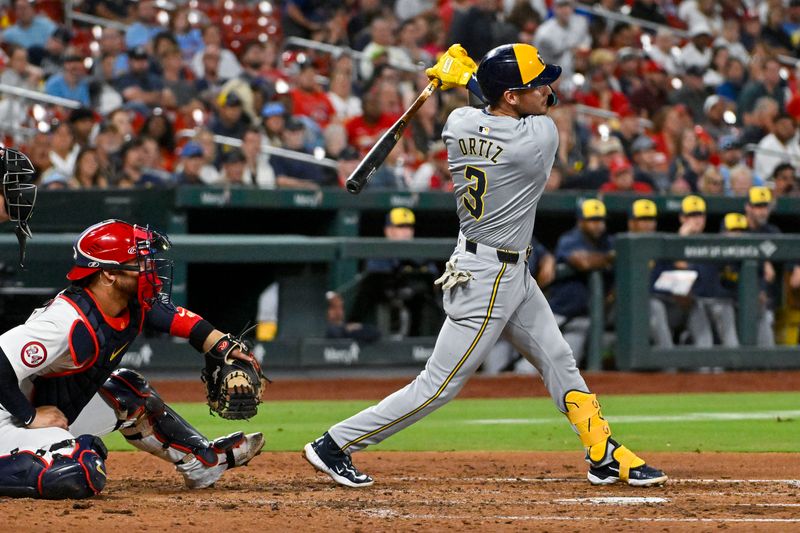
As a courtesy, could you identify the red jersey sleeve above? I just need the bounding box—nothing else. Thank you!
[169,307,204,337]
[145,298,203,337]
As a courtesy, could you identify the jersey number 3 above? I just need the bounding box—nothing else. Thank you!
[462,166,487,220]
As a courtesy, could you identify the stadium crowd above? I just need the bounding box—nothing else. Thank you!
[0,0,797,196]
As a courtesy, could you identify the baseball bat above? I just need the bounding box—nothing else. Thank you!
[345,80,440,194]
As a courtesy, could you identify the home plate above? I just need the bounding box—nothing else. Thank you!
[555,497,669,505]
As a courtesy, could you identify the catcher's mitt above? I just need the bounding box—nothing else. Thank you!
[201,333,267,419]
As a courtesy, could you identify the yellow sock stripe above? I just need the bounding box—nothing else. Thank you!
[564,393,600,425]
[342,263,508,451]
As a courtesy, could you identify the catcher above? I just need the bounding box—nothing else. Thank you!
[0,219,267,499]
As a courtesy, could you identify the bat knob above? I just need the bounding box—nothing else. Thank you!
[345,179,362,194]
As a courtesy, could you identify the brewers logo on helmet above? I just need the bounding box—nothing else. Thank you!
[476,44,562,105]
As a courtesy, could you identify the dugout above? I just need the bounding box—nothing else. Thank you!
[1,187,799,371]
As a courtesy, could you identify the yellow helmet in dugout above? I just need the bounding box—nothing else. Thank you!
[723,212,748,231]
[681,195,706,215]
[476,43,562,106]
[748,186,772,206]
[630,199,657,219]
[387,207,416,227]
[578,199,607,220]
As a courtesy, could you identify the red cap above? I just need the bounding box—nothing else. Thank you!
[609,154,633,176]
[673,103,689,116]
[643,60,665,74]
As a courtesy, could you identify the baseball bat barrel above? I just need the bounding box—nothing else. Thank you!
[345,80,440,194]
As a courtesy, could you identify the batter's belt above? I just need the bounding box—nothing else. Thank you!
[458,233,531,264]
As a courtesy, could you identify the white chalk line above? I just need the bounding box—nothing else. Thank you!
[551,498,800,507]
[395,476,800,487]
[467,409,800,425]
[746,503,800,507]
[361,510,800,524]
[290,495,800,507]
[555,497,669,505]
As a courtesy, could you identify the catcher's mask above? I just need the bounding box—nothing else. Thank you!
[2,148,37,268]
[476,43,561,107]
[67,219,173,309]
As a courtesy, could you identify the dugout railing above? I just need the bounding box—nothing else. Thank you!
[615,233,800,370]
[2,228,798,371]
[0,232,596,370]
[0,233,452,370]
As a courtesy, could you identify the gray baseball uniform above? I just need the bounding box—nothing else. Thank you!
[328,106,589,452]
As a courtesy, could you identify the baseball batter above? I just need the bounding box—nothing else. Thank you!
[0,219,263,499]
[304,43,667,488]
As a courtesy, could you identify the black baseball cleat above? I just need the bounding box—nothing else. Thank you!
[588,461,668,487]
[303,432,374,488]
[587,440,668,487]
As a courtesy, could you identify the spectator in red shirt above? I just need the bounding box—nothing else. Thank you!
[600,155,654,193]
[629,60,670,119]
[289,61,336,128]
[345,85,399,156]
[576,69,630,117]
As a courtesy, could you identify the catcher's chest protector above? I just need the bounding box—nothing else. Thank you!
[32,287,144,423]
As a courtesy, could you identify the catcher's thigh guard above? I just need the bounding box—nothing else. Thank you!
[0,435,107,499]
[100,368,219,466]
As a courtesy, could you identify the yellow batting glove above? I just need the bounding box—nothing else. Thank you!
[425,44,478,91]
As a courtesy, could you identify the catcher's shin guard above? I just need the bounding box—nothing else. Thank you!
[100,369,264,488]
[101,368,219,466]
[0,435,107,499]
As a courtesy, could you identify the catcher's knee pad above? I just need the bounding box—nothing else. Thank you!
[100,368,153,423]
[564,390,612,463]
[0,435,107,499]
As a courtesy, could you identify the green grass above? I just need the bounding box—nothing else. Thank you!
[102,392,800,453]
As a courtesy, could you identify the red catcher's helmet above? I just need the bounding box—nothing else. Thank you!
[68,219,139,280]
[67,219,173,308]
[67,219,172,277]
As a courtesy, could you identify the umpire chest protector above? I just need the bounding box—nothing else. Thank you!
[32,287,144,423]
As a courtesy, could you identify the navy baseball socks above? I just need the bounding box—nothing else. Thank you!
[564,390,668,487]
[303,432,374,488]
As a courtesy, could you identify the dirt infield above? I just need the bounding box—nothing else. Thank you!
[3,371,799,531]
[5,452,799,532]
